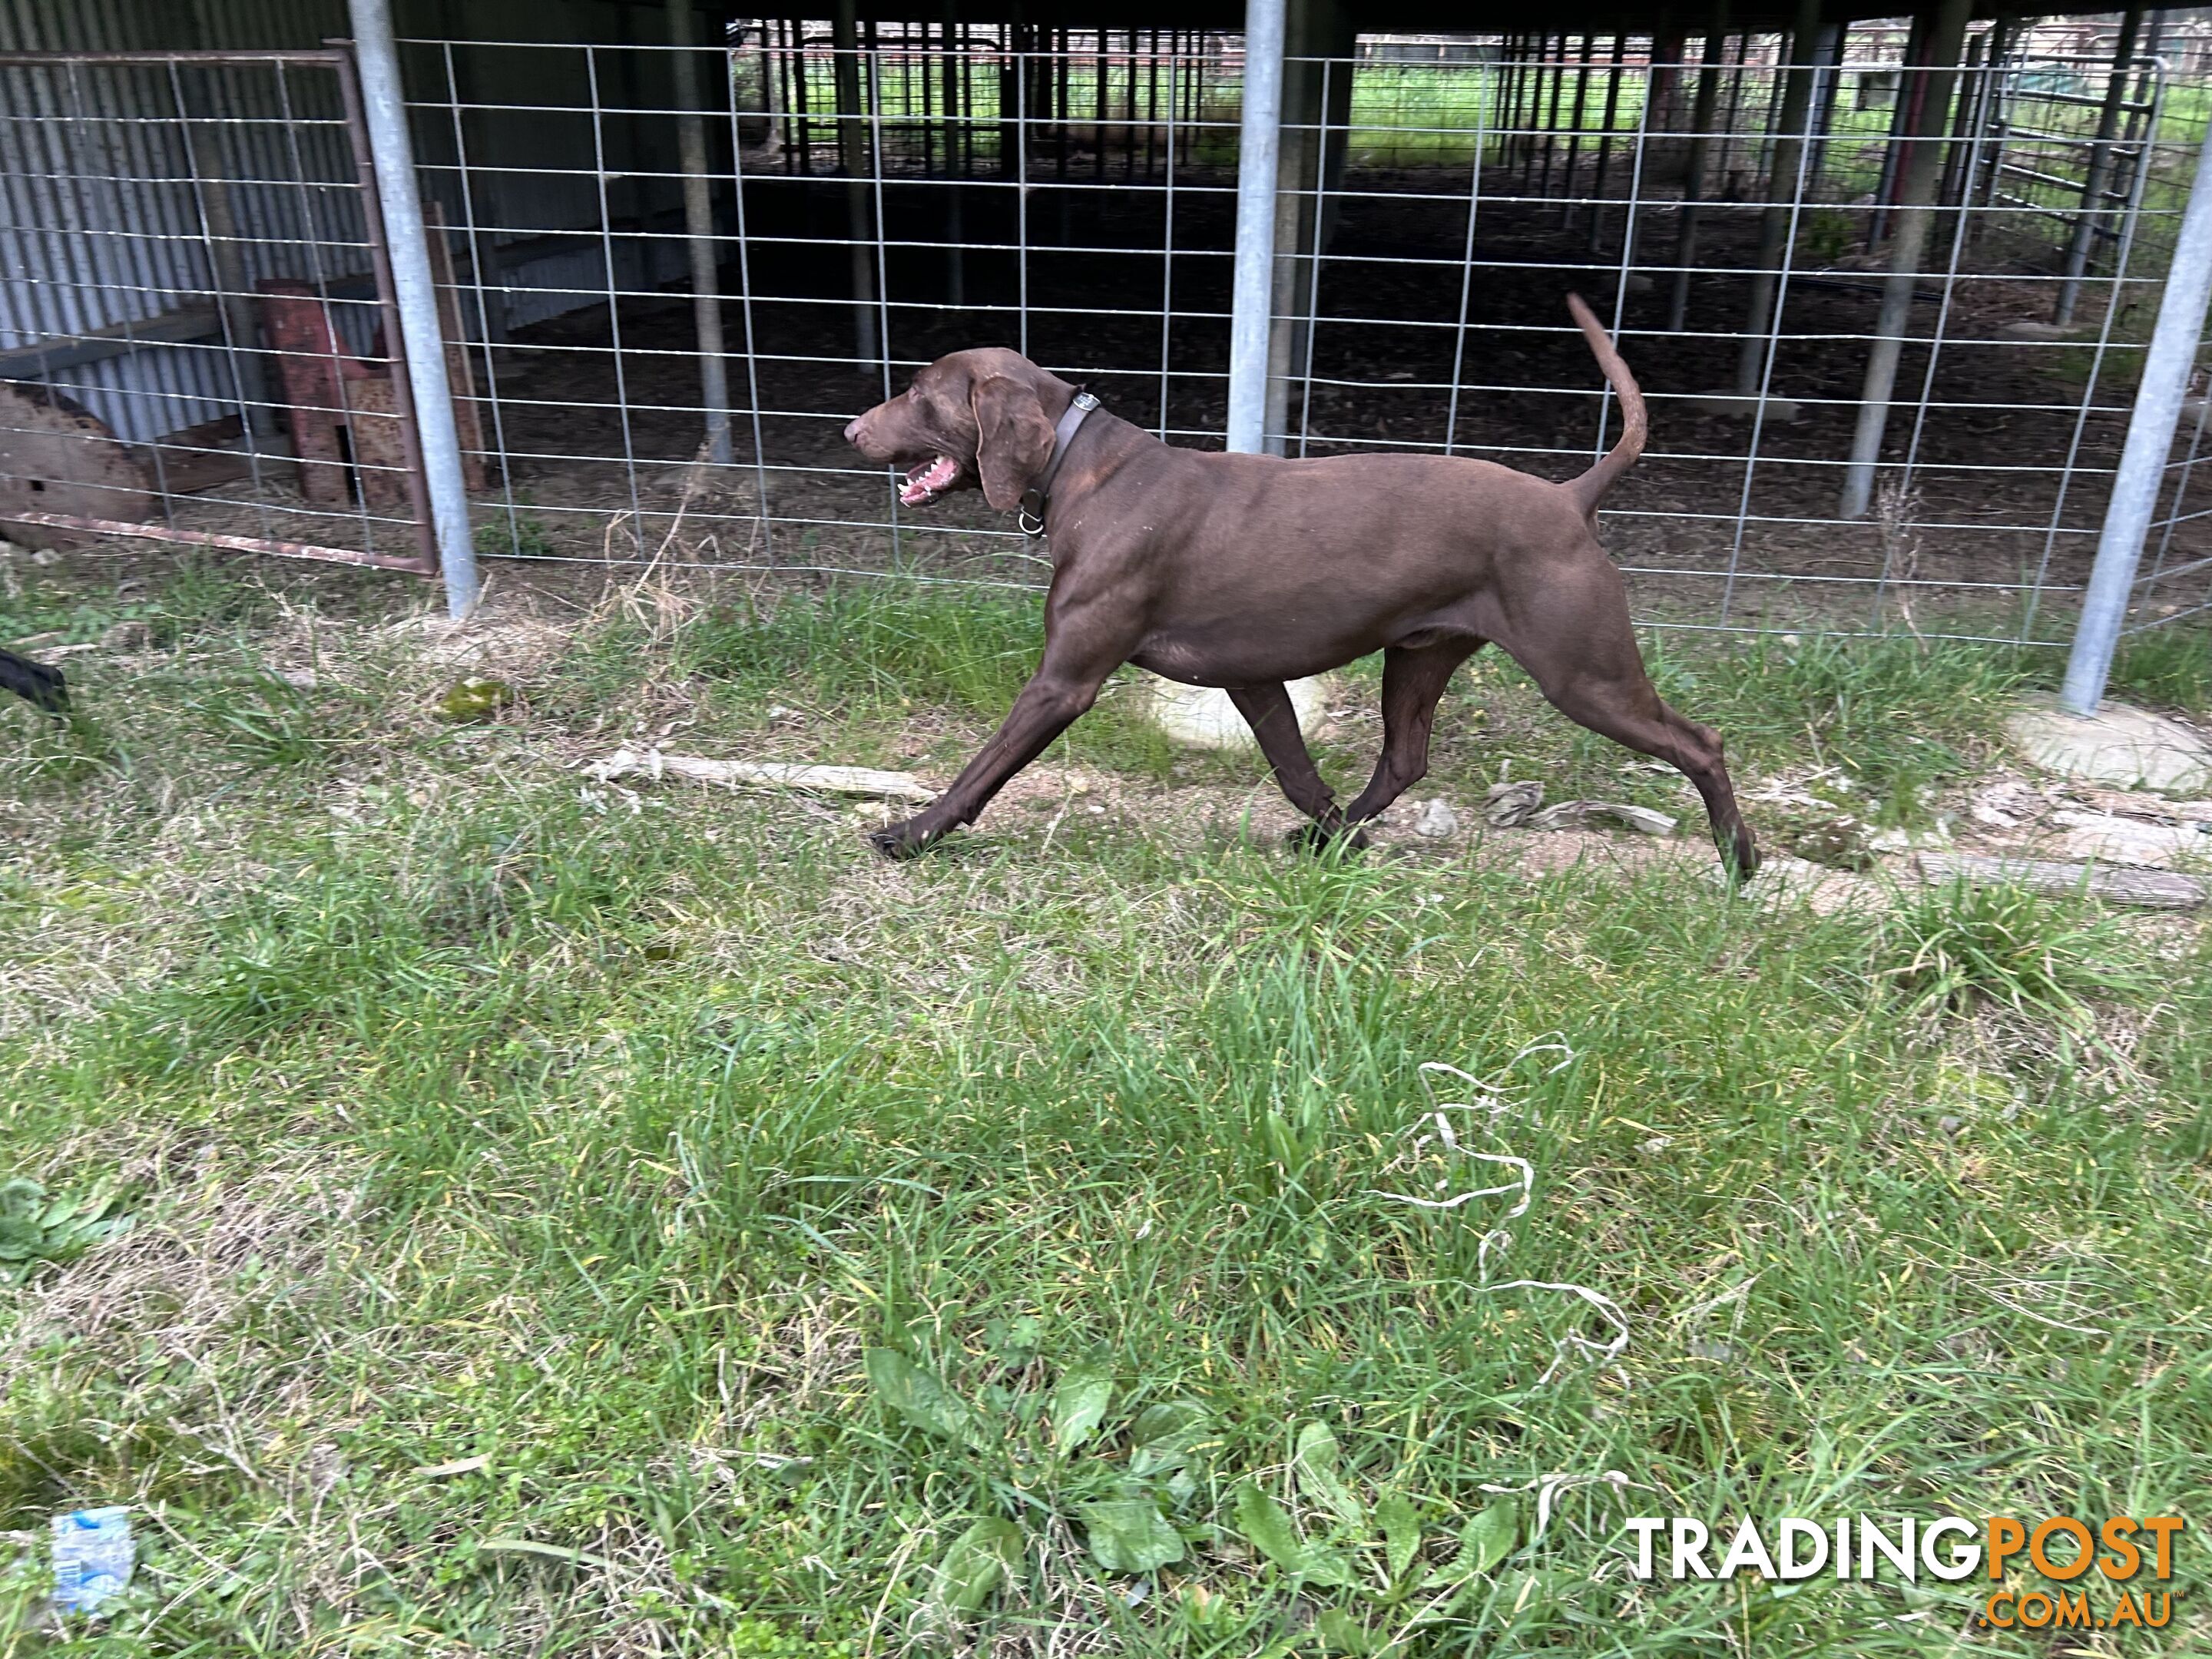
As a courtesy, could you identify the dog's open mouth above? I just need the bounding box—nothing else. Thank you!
[899,455,960,506]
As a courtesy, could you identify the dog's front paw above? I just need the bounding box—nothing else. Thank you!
[1285,821,1371,856]
[869,819,935,860]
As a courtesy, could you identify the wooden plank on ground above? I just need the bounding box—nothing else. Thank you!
[583,750,936,803]
[1912,851,2205,910]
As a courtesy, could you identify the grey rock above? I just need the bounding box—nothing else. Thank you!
[1412,797,1459,839]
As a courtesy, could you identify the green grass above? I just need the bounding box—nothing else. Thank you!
[1878,878,2158,1027]
[1343,627,2038,833]
[2109,626,2212,717]
[1,560,2207,1655]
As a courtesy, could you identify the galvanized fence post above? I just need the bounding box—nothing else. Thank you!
[2061,124,2212,714]
[1226,0,1285,455]
[344,0,479,617]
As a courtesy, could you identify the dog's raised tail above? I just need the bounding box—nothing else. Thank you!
[1563,293,1645,518]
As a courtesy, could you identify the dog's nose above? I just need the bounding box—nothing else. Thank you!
[843,416,863,445]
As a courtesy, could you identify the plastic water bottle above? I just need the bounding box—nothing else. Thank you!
[50,1507,134,1614]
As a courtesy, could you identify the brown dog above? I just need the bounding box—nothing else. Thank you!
[843,295,1757,876]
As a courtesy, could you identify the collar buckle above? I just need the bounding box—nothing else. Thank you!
[1020,389,1102,539]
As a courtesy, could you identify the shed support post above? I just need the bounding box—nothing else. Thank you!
[833,0,877,366]
[668,0,732,466]
[1735,0,1824,395]
[2053,5,2144,328]
[1837,0,1972,520]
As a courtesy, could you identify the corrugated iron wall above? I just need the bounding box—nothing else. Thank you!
[0,2,353,440]
[0,0,697,442]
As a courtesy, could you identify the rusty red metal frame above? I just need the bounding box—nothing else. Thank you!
[0,50,343,65]
[328,38,442,577]
[0,45,441,578]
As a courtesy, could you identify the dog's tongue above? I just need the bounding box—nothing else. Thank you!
[900,455,959,505]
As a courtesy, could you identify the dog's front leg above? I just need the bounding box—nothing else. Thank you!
[870,668,1108,857]
[872,608,1135,858]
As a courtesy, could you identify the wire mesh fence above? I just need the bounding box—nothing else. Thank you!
[5,20,2211,644]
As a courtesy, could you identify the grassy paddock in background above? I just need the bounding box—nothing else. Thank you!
[1,558,2207,1657]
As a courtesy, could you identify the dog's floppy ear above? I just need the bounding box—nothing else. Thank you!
[971,374,1055,512]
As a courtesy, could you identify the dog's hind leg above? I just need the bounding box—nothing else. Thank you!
[1541,674,1759,880]
[1497,555,1757,878]
[1340,638,1482,826]
[1225,682,1362,847]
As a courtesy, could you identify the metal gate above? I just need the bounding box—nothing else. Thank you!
[0,47,440,573]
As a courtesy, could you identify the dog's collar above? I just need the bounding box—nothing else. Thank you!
[1016,389,1100,538]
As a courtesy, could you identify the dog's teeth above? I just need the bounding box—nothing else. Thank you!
[899,456,955,506]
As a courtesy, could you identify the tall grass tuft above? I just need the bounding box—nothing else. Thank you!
[1874,879,2154,1026]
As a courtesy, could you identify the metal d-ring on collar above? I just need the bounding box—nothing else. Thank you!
[1016,389,1100,538]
